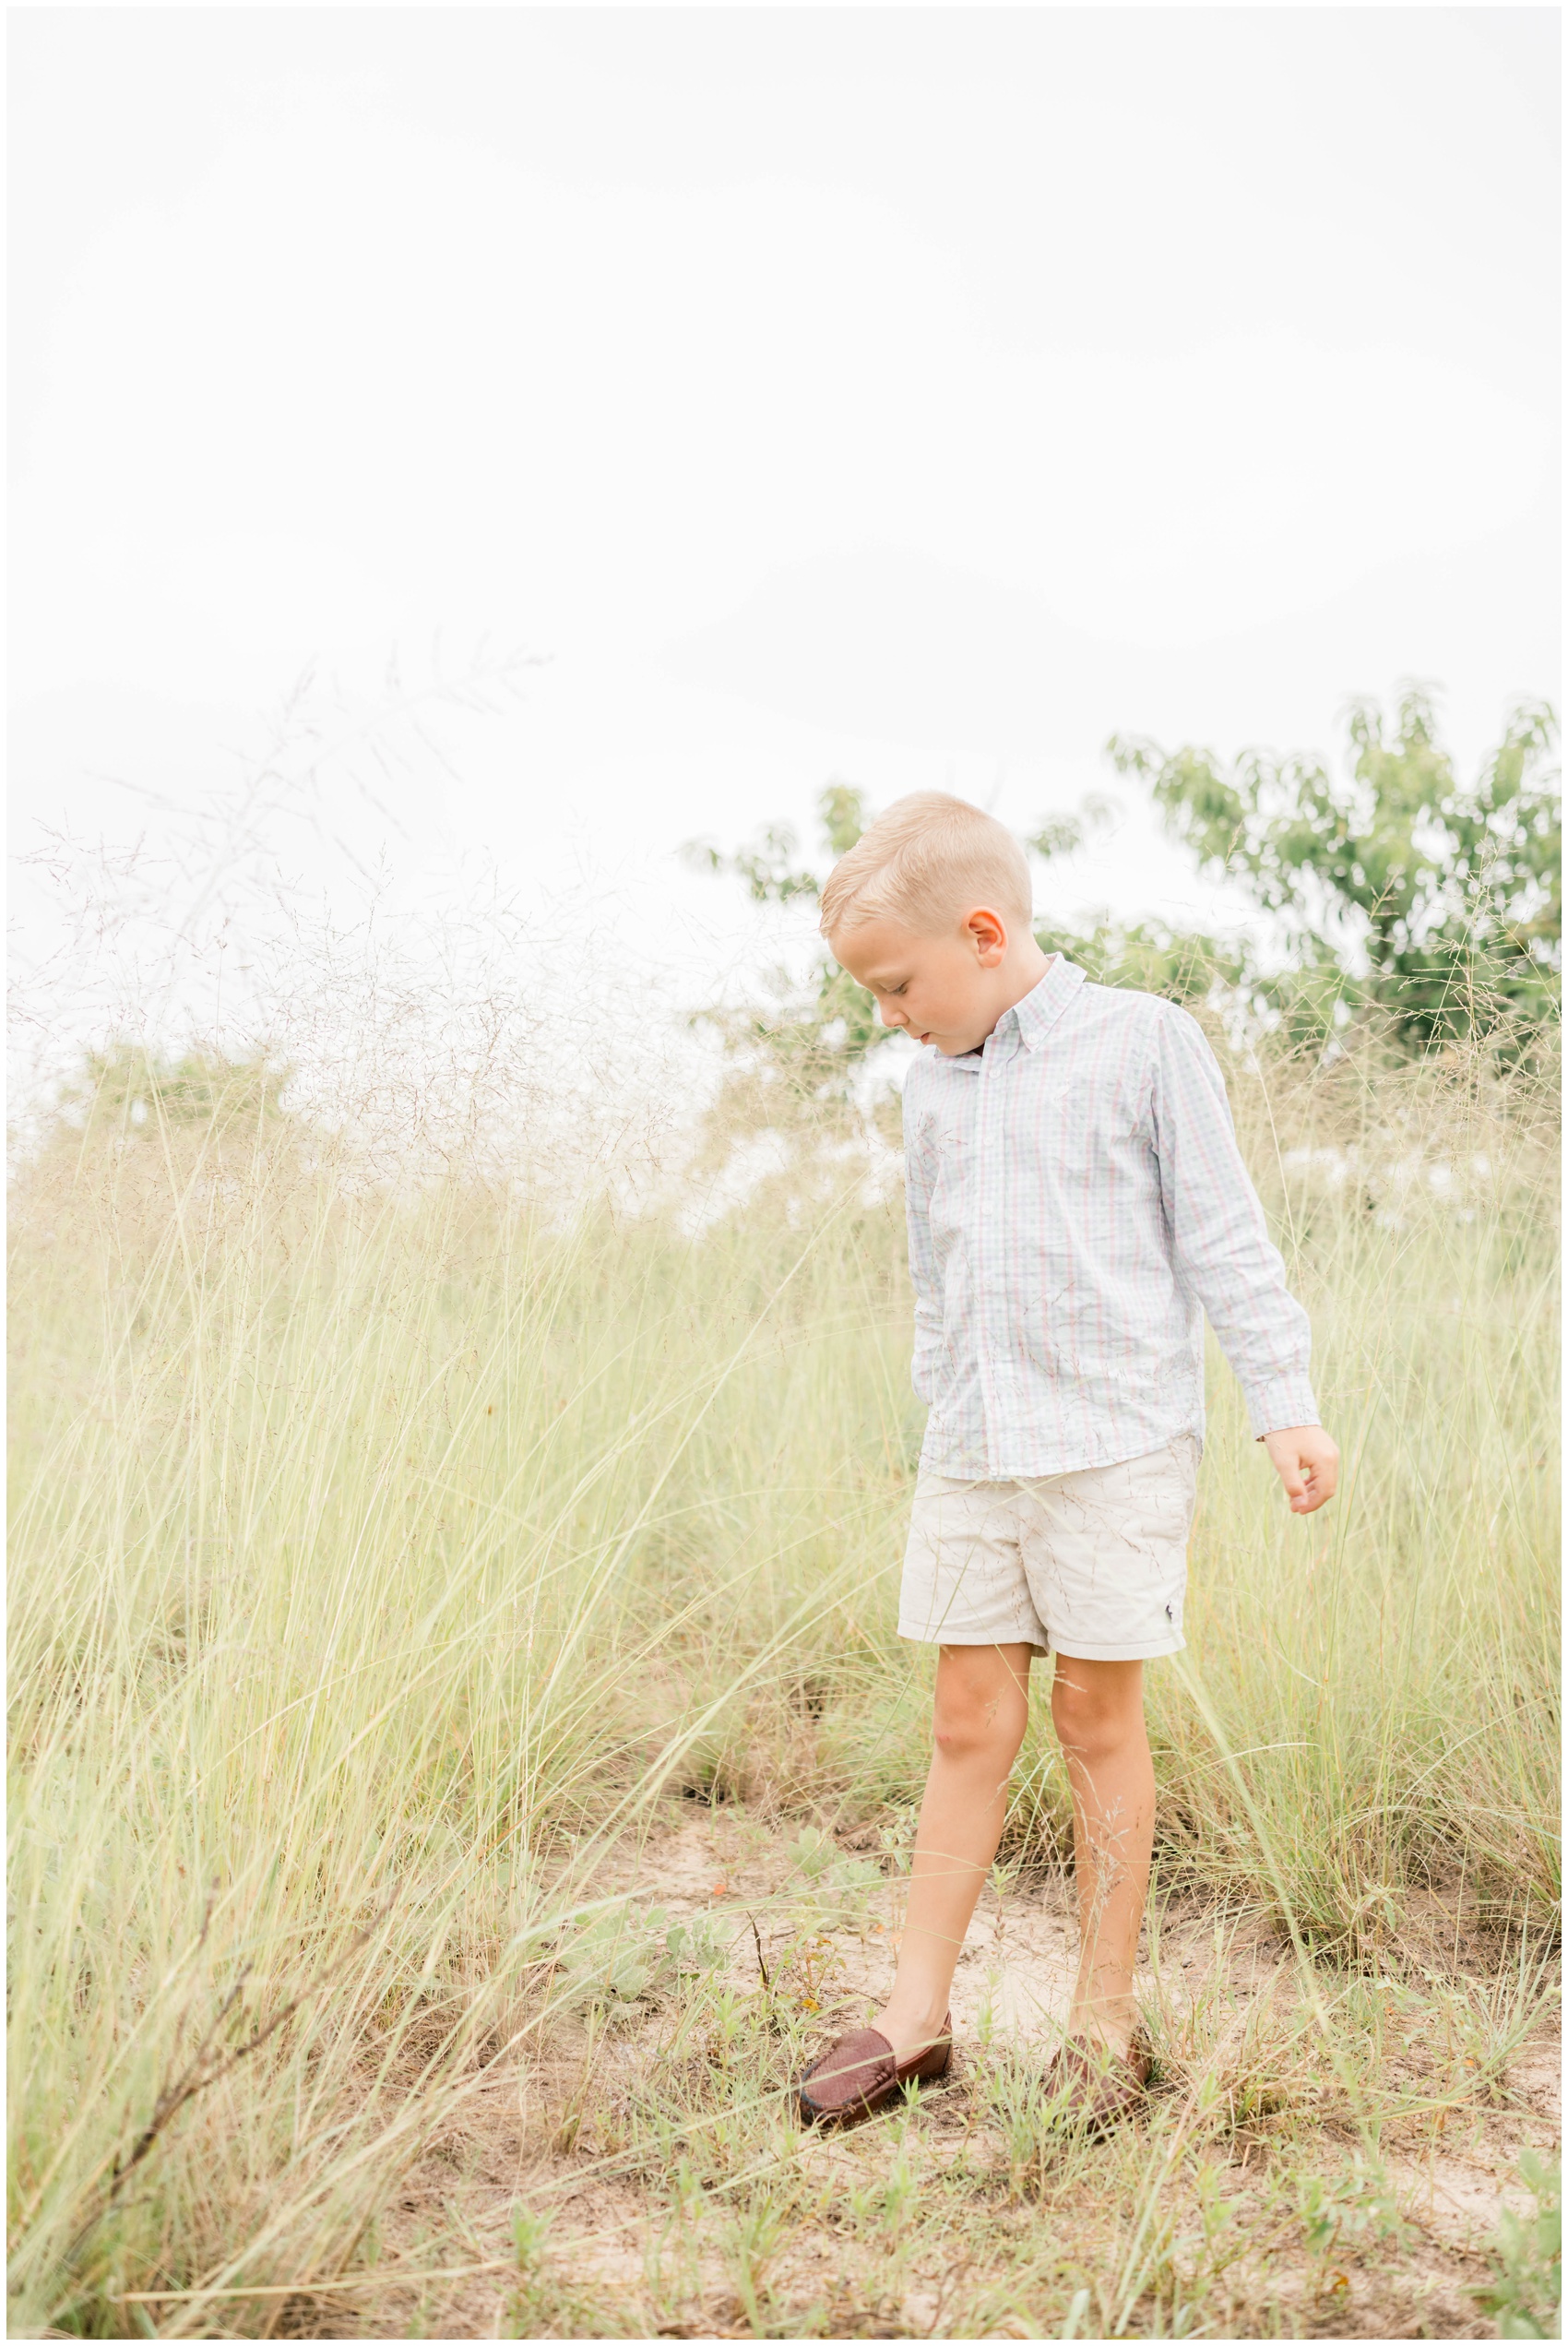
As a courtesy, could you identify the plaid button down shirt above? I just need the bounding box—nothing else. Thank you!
[903,955,1319,1478]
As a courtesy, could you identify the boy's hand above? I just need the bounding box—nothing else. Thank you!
[1260,1424,1339,1513]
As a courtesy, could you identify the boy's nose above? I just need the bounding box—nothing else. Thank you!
[881,1002,908,1029]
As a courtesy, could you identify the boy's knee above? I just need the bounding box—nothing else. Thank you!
[932,1660,1028,1766]
[1051,1669,1142,1765]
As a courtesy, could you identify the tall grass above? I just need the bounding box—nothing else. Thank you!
[7,1027,1558,2334]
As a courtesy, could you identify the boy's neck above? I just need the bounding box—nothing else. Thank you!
[970,942,1054,1049]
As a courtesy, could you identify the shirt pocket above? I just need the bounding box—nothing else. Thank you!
[1024,1073,1113,1189]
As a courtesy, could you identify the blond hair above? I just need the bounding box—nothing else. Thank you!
[818,792,1033,941]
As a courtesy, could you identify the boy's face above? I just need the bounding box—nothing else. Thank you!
[830,907,1013,1056]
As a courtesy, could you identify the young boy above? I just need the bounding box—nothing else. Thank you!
[796,793,1339,2129]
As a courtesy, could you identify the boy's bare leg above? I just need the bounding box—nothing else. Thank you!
[1051,1654,1154,2058]
[873,1641,1032,2058]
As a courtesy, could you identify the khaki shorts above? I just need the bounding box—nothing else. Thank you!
[897,1433,1200,1662]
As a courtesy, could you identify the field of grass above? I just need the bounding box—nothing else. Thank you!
[7,1027,1561,2338]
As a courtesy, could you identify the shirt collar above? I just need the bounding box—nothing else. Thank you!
[1012,953,1087,1048]
[946,954,1087,1070]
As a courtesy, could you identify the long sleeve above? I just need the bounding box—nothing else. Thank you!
[1149,1006,1320,1437]
[902,1075,944,1407]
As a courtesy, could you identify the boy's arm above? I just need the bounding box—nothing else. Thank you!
[903,1080,944,1406]
[1149,1006,1329,1471]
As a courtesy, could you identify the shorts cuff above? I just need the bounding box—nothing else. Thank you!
[1048,1634,1187,1662]
[897,1623,1050,1656]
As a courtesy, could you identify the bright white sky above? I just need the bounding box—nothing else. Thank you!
[8,6,1562,1102]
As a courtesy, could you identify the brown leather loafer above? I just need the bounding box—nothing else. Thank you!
[1043,2030,1152,2133]
[797,2012,954,2126]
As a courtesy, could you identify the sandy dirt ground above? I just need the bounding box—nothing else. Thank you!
[289,1810,1559,2340]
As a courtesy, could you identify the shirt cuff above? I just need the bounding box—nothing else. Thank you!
[1244,1375,1321,1440]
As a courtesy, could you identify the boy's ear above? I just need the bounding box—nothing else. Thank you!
[964,905,1009,962]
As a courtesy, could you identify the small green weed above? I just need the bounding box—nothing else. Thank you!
[1474,2151,1562,2340]
[785,1826,885,1926]
[556,1901,728,2013]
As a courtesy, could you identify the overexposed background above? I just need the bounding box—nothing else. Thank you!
[9,6,1562,1107]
